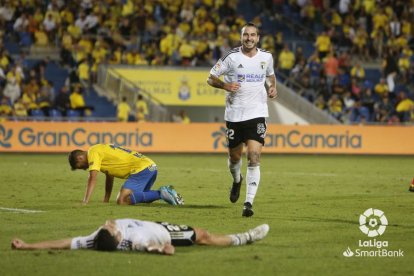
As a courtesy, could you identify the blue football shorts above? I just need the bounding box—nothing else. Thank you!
[122,165,158,192]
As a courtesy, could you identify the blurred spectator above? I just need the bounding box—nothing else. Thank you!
[43,13,58,42]
[314,94,326,111]
[374,96,393,123]
[360,88,375,120]
[316,77,330,101]
[135,94,148,122]
[0,97,13,117]
[117,96,131,122]
[13,98,28,118]
[34,25,49,47]
[172,109,191,124]
[382,49,399,97]
[77,59,90,88]
[290,58,306,83]
[324,51,339,94]
[3,77,21,104]
[278,44,295,77]
[337,50,351,71]
[332,78,346,96]
[22,88,38,116]
[301,76,316,102]
[395,92,414,122]
[327,94,343,121]
[352,26,369,59]
[54,85,71,116]
[343,91,355,111]
[314,31,331,60]
[350,77,362,98]
[13,12,29,35]
[305,53,322,87]
[374,78,389,98]
[350,62,365,82]
[69,85,93,116]
[350,100,369,124]
[398,52,410,84]
[37,88,52,116]
[178,38,195,66]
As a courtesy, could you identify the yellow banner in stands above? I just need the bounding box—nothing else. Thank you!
[113,68,225,106]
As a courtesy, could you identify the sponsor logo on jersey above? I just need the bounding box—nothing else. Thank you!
[237,74,265,83]
[213,62,221,71]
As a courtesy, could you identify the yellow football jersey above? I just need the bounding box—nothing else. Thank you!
[87,144,155,179]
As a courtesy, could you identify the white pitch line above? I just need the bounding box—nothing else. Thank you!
[0,207,45,213]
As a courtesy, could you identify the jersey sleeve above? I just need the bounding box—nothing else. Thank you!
[70,228,101,250]
[266,54,275,77]
[87,148,103,172]
[210,56,230,77]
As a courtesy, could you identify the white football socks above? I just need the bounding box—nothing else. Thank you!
[228,159,241,183]
[228,232,249,246]
[246,165,260,204]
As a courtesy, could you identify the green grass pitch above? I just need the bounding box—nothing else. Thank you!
[0,153,413,275]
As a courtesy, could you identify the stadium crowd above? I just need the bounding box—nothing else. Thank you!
[0,0,413,124]
[271,0,414,124]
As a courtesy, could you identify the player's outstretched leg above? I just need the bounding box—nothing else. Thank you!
[160,185,184,205]
[194,224,269,246]
[227,224,269,245]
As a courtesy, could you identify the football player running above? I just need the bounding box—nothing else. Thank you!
[207,22,278,217]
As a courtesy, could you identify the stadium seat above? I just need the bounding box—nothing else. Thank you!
[67,109,81,121]
[30,109,45,121]
[19,32,33,47]
[49,109,63,121]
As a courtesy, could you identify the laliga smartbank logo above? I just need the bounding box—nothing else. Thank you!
[359,208,387,237]
[343,208,404,258]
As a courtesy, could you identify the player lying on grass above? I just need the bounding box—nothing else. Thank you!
[68,144,184,205]
[11,218,270,255]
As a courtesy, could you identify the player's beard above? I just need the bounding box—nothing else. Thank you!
[242,39,257,52]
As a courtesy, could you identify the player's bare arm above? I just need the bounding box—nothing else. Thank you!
[83,170,99,204]
[266,74,278,99]
[207,74,240,93]
[11,238,72,250]
[104,174,114,203]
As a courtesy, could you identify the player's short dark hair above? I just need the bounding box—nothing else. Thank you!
[68,149,83,170]
[94,228,119,251]
[242,22,259,35]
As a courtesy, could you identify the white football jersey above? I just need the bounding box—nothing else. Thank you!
[210,47,275,122]
[70,219,171,251]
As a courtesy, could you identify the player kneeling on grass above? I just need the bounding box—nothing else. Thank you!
[68,143,184,206]
[11,218,270,255]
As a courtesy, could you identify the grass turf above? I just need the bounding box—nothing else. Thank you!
[0,153,413,276]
